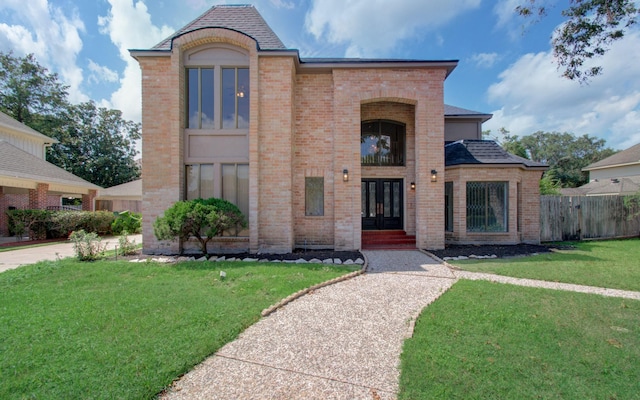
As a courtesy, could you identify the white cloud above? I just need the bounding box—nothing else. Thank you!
[493,0,528,29]
[97,0,175,122]
[470,52,500,68]
[0,0,87,102]
[484,29,640,149]
[270,0,295,10]
[305,0,481,57]
[88,60,119,84]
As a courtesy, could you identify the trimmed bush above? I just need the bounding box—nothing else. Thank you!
[6,210,117,240]
[154,198,246,254]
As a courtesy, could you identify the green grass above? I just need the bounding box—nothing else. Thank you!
[0,259,357,399]
[399,280,640,399]
[453,238,640,291]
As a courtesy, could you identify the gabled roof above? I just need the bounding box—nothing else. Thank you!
[444,104,492,122]
[583,142,640,171]
[445,140,547,168]
[0,111,58,144]
[0,140,99,190]
[97,179,141,199]
[152,4,286,51]
[572,175,640,196]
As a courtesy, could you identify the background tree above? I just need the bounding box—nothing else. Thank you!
[517,0,639,81]
[496,130,616,188]
[47,101,141,188]
[0,51,140,187]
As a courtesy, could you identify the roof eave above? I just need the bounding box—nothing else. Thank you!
[582,160,640,171]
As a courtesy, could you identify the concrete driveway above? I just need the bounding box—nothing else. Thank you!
[0,234,142,273]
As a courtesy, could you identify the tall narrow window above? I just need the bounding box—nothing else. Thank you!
[185,164,214,200]
[186,68,214,129]
[305,177,324,216]
[466,182,508,232]
[222,164,249,217]
[445,182,453,232]
[222,68,250,129]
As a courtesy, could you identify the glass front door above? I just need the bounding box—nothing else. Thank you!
[361,179,403,230]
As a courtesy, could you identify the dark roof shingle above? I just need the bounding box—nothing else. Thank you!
[153,5,285,51]
[445,140,547,168]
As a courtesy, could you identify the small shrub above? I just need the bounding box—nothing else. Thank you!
[117,231,138,256]
[6,209,51,240]
[78,211,116,235]
[111,211,142,235]
[48,211,84,238]
[69,230,106,261]
[154,198,246,254]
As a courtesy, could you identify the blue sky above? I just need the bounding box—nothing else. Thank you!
[1,0,639,150]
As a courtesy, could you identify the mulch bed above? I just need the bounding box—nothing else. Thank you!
[427,243,571,259]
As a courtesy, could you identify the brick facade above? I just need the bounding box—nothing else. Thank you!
[445,166,543,244]
[133,11,543,254]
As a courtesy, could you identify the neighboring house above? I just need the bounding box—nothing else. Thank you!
[568,142,640,196]
[95,179,142,213]
[0,111,100,236]
[131,5,546,255]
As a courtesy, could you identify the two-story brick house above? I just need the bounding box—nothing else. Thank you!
[131,5,546,255]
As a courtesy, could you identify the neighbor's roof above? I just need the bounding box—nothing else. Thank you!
[152,4,286,51]
[0,111,58,144]
[97,179,141,199]
[583,142,640,171]
[445,140,547,168]
[444,104,492,122]
[572,175,640,196]
[0,140,99,190]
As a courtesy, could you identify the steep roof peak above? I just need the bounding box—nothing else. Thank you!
[152,4,286,51]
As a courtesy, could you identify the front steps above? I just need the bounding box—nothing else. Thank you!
[361,230,416,250]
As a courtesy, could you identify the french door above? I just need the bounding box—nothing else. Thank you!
[361,179,403,230]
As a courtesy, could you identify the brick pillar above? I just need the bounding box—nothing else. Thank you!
[29,183,49,209]
[0,188,7,236]
[82,190,97,211]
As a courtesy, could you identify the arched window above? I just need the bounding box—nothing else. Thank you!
[361,120,405,166]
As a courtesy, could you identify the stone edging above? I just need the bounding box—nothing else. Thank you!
[260,253,369,317]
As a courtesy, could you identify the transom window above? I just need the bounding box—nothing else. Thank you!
[186,67,249,129]
[361,120,405,166]
[466,181,508,232]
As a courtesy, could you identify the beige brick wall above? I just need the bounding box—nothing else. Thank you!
[445,166,543,245]
[255,56,295,253]
[293,74,335,248]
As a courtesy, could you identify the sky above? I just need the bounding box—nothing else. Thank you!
[1,0,639,150]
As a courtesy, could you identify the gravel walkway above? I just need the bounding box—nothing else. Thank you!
[162,250,456,400]
[161,250,640,399]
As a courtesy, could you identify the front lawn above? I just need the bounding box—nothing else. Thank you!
[452,238,640,291]
[399,280,640,399]
[0,259,357,399]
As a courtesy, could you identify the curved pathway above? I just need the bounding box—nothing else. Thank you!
[162,251,456,400]
[157,249,640,399]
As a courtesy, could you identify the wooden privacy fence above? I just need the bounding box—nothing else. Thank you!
[540,195,640,242]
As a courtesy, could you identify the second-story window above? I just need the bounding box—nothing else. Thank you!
[186,66,250,130]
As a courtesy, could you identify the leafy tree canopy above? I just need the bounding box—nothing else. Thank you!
[517,0,639,82]
[487,129,617,188]
[0,51,140,188]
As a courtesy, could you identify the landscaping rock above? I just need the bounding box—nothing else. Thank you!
[322,259,333,264]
